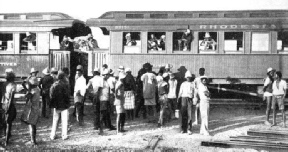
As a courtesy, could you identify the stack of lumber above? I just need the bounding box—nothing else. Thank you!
[201,129,288,151]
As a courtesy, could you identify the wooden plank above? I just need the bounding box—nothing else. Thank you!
[247,130,288,138]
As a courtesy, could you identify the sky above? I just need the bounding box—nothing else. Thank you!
[1,0,288,21]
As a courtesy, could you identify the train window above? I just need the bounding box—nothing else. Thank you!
[199,32,217,52]
[123,32,141,53]
[224,32,243,52]
[20,32,37,52]
[0,33,14,52]
[147,32,165,52]
[173,29,193,51]
[277,31,288,52]
[251,33,269,52]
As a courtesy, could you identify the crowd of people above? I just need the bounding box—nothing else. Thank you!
[0,63,287,147]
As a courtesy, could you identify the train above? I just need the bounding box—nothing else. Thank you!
[1,10,288,99]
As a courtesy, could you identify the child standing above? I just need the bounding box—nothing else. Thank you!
[177,71,195,135]
[114,75,126,134]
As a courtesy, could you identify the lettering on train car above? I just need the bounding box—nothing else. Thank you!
[199,24,277,29]
[0,62,17,66]
[115,26,130,30]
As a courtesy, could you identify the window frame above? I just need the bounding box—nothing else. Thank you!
[277,31,288,54]
[147,31,167,54]
[0,32,15,54]
[198,31,218,54]
[223,31,245,54]
[251,32,270,54]
[19,32,38,54]
[122,31,142,54]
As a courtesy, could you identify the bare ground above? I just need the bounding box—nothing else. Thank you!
[1,103,287,152]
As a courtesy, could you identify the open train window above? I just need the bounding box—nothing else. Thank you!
[199,32,217,52]
[277,31,288,52]
[20,32,37,53]
[0,33,13,52]
[123,32,141,53]
[173,30,193,52]
[147,32,165,52]
[224,32,243,52]
[251,32,269,52]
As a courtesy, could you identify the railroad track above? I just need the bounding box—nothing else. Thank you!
[201,129,288,151]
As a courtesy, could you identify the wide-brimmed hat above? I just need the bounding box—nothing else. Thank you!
[42,67,50,75]
[267,67,273,73]
[30,68,38,74]
[29,77,39,85]
[165,64,173,69]
[125,33,131,37]
[118,66,125,71]
[200,76,208,80]
[125,68,131,73]
[204,32,211,38]
[5,68,13,73]
[50,67,58,74]
[185,70,192,78]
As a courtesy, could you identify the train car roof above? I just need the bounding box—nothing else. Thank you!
[0,12,84,27]
[86,10,288,29]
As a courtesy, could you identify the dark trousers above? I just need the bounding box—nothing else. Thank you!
[93,98,112,130]
[116,113,126,132]
[75,102,83,123]
[135,97,147,118]
[41,94,50,117]
[180,97,193,132]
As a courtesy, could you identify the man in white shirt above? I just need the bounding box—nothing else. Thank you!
[74,65,86,126]
[178,70,195,135]
[86,67,104,134]
[167,73,178,119]
[272,71,287,127]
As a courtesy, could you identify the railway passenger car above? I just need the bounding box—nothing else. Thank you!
[0,12,89,80]
[87,10,288,98]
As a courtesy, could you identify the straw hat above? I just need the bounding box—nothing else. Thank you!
[200,76,208,80]
[204,32,211,38]
[29,77,39,85]
[76,65,83,71]
[118,66,125,71]
[125,33,131,38]
[30,68,38,74]
[50,67,58,74]
[165,64,173,69]
[42,67,50,75]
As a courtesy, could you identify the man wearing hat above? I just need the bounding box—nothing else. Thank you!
[164,64,173,76]
[167,72,178,119]
[22,68,39,93]
[200,32,216,51]
[86,67,105,134]
[39,68,54,118]
[124,33,137,46]
[193,68,206,126]
[178,70,196,135]
[74,65,86,126]
[263,67,275,125]
[198,75,211,136]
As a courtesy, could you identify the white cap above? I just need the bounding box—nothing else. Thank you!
[42,67,50,75]
[118,66,125,71]
[267,67,273,73]
[205,32,211,38]
[185,70,192,78]
[200,76,208,80]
